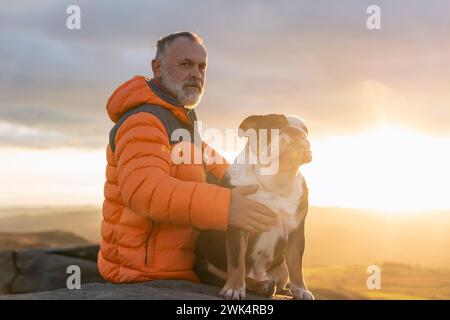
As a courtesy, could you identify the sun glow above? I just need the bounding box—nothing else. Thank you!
[1,123,449,214]
[0,148,105,207]
[303,123,450,213]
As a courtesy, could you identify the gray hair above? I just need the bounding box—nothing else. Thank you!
[155,31,204,61]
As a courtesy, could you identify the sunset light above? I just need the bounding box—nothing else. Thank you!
[1,0,450,302]
[304,123,450,212]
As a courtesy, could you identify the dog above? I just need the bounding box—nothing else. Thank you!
[195,114,314,300]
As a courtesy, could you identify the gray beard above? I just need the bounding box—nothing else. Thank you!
[161,68,203,109]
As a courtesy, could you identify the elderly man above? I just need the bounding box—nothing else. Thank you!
[99,32,277,283]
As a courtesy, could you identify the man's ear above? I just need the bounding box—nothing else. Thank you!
[238,115,261,137]
[151,58,162,79]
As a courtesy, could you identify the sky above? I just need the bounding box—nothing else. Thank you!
[1,0,449,211]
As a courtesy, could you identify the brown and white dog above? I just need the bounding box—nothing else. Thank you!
[195,114,314,300]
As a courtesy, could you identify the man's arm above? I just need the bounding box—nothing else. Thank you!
[114,112,231,231]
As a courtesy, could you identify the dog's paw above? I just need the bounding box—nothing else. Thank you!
[255,280,276,298]
[219,286,246,300]
[290,284,315,300]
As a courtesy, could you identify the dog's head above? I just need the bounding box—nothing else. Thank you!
[238,114,312,172]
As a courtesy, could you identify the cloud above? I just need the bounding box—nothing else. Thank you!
[1,0,450,148]
[0,119,108,149]
[0,121,67,148]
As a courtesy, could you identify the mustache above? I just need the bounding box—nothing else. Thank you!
[183,81,203,90]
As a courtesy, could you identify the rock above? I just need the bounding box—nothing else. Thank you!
[0,245,104,295]
[44,245,100,262]
[0,280,276,300]
[11,248,104,294]
[0,245,276,300]
[0,244,293,300]
[0,251,16,294]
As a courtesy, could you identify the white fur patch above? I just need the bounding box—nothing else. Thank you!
[290,284,315,300]
[226,148,306,282]
[220,287,246,300]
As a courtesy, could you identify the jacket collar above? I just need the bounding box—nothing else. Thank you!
[147,78,198,126]
[147,79,183,107]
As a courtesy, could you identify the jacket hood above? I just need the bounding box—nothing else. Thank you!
[106,75,190,124]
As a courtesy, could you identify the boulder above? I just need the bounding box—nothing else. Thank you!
[1,245,300,300]
[0,245,104,295]
[1,280,272,300]
[0,251,16,294]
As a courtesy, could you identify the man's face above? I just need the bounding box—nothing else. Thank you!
[153,37,207,108]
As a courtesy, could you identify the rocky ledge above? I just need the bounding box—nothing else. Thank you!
[1,280,274,300]
[0,244,282,300]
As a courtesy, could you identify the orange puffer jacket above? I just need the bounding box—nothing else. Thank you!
[98,76,231,283]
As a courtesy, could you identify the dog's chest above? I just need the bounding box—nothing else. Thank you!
[246,188,303,271]
[227,164,305,237]
[247,189,302,235]
[227,165,306,279]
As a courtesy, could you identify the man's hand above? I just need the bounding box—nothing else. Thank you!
[228,185,277,233]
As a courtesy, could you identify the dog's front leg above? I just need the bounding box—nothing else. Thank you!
[219,227,248,300]
[285,221,314,300]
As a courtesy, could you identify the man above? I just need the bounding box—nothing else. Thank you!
[98,32,277,283]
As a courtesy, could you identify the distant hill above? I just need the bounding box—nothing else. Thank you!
[304,207,450,269]
[0,206,449,299]
[0,206,102,243]
[0,206,449,268]
[303,262,450,300]
[0,231,91,250]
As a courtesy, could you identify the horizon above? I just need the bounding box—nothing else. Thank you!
[2,122,450,212]
[1,1,450,214]
[1,202,450,217]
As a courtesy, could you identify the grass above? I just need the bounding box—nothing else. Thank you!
[304,263,450,300]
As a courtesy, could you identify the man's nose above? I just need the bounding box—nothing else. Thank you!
[190,65,202,80]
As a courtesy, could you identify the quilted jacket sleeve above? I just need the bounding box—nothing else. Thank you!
[114,112,231,231]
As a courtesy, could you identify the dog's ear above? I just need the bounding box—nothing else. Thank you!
[238,114,288,137]
[238,115,261,137]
